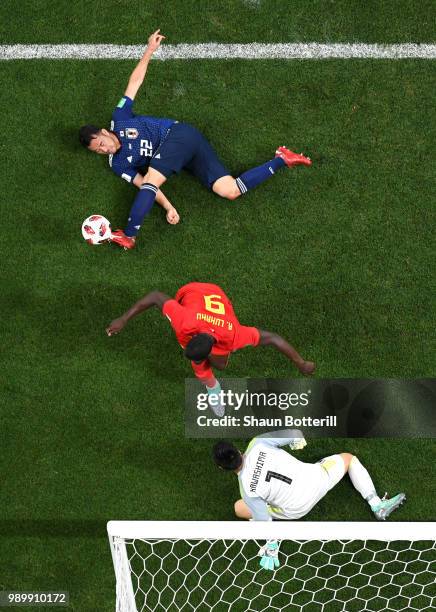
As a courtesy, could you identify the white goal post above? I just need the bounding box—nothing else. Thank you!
[107,521,436,612]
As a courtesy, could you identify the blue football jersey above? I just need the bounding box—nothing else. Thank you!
[109,96,176,183]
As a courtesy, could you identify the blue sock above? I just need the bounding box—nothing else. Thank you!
[236,157,285,194]
[125,183,158,237]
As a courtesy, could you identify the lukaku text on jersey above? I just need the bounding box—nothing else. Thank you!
[109,96,176,183]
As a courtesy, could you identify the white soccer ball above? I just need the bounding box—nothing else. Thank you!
[81,214,112,245]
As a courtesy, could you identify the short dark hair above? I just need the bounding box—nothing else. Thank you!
[184,334,214,361]
[213,441,242,471]
[79,125,100,148]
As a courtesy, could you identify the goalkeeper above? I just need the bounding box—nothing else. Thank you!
[79,29,312,249]
[213,431,406,523]
[214,432,406,570]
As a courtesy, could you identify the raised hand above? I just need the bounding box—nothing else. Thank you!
[147,29,166,54]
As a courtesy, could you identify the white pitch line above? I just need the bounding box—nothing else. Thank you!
[0,43,435,60]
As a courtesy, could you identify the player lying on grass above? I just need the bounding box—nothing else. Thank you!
[213,431,406,522]
[106,282,315,414]
[79,29,312,249]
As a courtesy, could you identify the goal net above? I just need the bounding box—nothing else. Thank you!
[107,521,435,612]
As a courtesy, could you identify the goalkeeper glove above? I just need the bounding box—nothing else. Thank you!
[258,540,280,571]
[288,429,306,451]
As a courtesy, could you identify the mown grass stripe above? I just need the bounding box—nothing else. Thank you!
[1,43,435,60]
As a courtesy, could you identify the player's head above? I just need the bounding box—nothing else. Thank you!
[184,333,215,363]
[213,441,243,471]
[79,125,119,155]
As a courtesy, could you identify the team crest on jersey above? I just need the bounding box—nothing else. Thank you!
[126,128,139,139]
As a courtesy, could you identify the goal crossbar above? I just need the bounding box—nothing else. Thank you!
[108,520,436,541]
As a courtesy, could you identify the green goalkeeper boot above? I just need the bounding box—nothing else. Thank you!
[373,493,406,521]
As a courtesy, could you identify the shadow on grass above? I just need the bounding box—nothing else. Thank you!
[58,127,81,152]
[0,284,178,380]
[0,520,106,537]
[26,212,73,243]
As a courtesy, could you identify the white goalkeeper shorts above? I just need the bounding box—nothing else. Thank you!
[318,454,347,491]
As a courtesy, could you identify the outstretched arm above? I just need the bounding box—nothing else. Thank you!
[124,29,165,100]
[106,291,170,336]
[258,330,315,375]
[240,492,271,521]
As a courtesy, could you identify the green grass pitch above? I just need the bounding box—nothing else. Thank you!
[0,1,435,610]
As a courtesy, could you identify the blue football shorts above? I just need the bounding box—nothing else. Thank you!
[149,122,230,189]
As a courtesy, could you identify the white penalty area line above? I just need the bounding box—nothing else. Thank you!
[1,43,436,60]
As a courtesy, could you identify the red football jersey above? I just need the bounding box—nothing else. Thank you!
[162,282,260,355]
